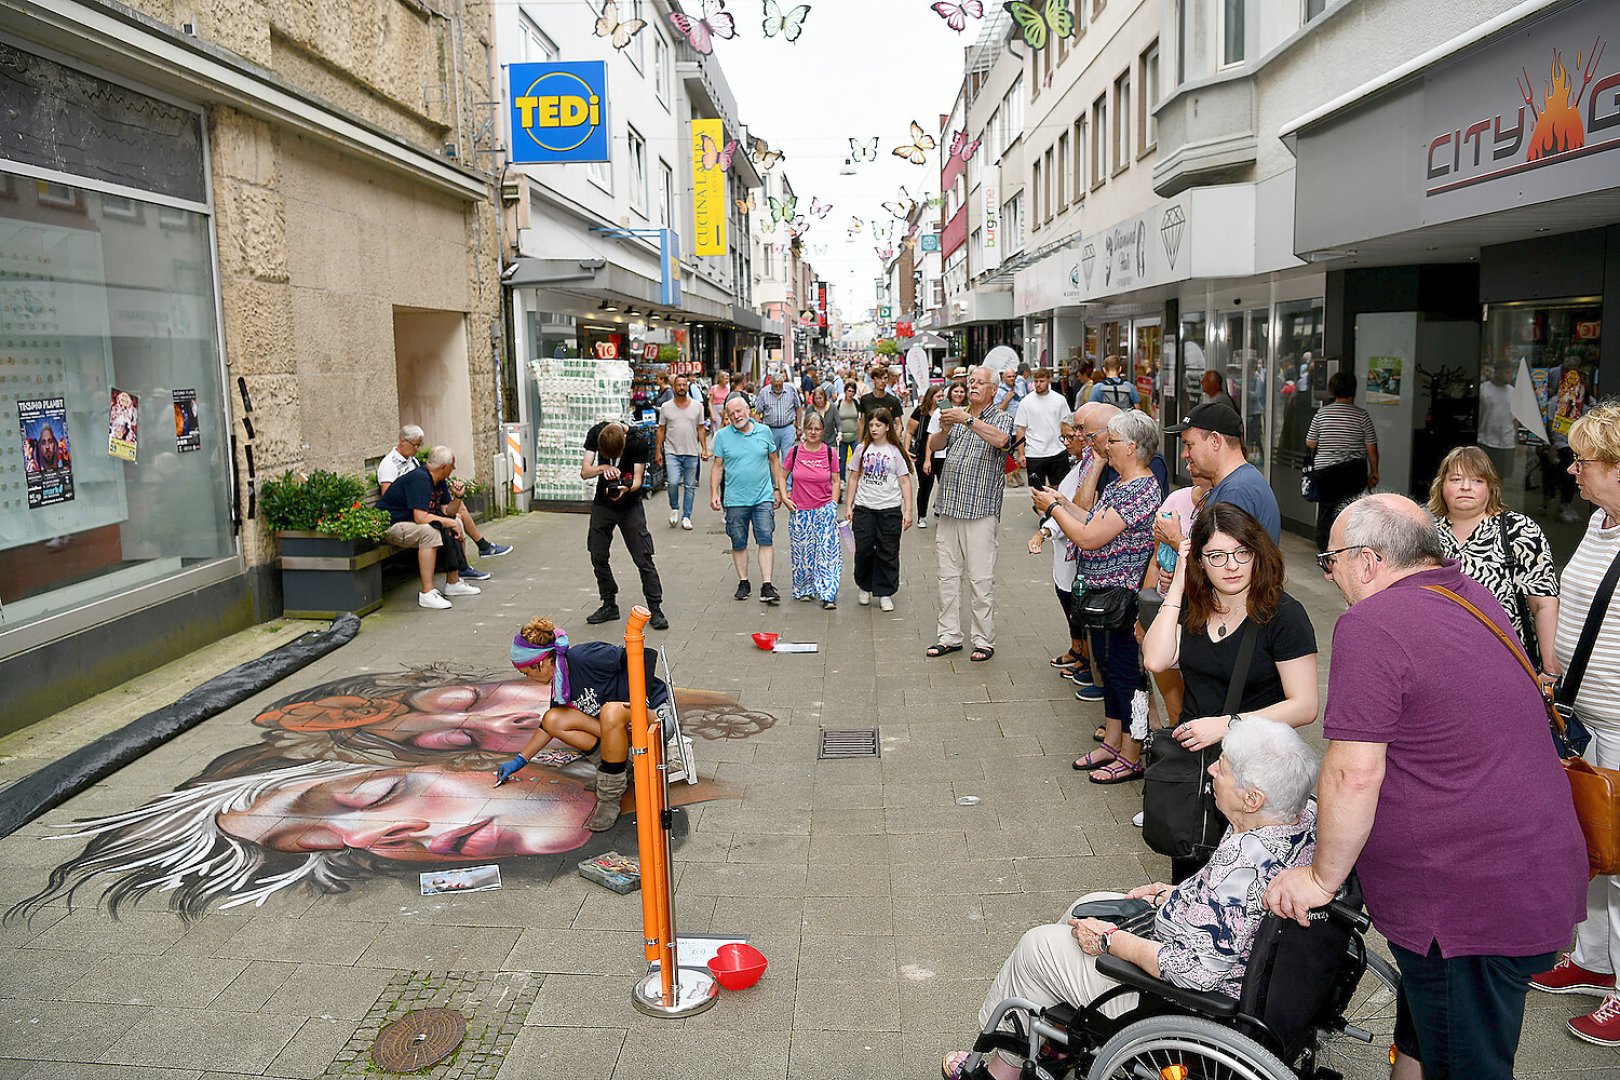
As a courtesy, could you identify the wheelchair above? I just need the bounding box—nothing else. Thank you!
[962,884,1401,1080]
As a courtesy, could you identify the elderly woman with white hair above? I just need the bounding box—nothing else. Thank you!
[1035,409,1166,783]
[943,718,1319,1080]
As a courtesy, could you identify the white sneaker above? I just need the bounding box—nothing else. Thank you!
[443,580,482,597]
[669,509,680,526]
[879,596,894,612]
[858,590,871,606]
[681,517,693,530]
[917,517,928,529]
[419,589,452,609]
[1132,810,1144,828]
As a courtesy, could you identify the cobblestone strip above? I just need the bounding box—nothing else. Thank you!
[322,969,541,1078]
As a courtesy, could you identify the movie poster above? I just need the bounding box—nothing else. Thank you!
[17,398,75,508]
[108,387,138,462]
[173,388,200,452]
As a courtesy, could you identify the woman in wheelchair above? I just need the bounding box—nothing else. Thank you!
[946,719,1319,1080]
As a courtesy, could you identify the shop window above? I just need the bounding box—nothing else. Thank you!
[0,171,234,636]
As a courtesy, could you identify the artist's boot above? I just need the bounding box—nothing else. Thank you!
[584,767,629,831]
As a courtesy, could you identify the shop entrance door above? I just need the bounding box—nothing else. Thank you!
[1212,309,1269,469]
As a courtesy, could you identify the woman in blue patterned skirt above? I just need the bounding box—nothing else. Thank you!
[785,413,844,609]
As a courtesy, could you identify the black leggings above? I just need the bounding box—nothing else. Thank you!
[916,463,936,519]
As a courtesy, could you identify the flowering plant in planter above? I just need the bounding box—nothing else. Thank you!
[260,470,370,533]
[316,502,391,543]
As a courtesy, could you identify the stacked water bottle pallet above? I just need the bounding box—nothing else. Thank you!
[529,356,634,503]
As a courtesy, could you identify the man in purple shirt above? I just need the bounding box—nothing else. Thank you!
[1267,493,1587,1080]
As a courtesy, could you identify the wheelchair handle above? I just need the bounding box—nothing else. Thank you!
[1324,898,1370,933]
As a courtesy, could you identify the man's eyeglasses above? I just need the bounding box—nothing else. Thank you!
[1201,547,1254,568]
[1315,545,1378,573]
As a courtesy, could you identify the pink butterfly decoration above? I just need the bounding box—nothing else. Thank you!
[930,0,984,32]
[699,134,738,171]
[669,0,738,55]
[808,196,833,220]
[950,130,982,162]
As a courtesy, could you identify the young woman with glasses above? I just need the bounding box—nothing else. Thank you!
[1141,502,1321,882]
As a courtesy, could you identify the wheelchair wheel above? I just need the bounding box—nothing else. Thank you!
[1086,1014,1294,1080]
[1313,949,1400,1080]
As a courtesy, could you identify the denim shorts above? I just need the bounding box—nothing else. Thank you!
[724,502,775,550]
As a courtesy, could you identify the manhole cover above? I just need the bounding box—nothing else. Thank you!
[371,1008,467,1073]
[818,727,880,759]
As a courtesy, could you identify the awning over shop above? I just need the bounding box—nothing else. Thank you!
[504,258,731,321]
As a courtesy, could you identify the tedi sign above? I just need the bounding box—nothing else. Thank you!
[509,62,609,165]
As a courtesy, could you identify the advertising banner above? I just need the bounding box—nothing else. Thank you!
[508,62,610,165]
[981,165,1001,274]
[691,119,728,257]
[17,397,74,508]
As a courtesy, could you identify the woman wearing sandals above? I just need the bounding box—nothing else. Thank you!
[1034,410,1163,786]
[1141,502,1319,881]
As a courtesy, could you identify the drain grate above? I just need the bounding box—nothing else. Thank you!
[818,727,880,759]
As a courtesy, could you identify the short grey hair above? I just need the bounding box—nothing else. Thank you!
[399,424,425,445]
[1107,410,1159,468]
[426,445,455,468]
[1340,494,1444,570]
[1223,718,1320,822]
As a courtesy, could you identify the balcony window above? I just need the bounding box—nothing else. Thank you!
[1114,72,1131,174]
[1141,43,1159,152]
[1221,0,1245,67]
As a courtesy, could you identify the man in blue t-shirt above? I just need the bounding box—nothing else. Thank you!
[376,446,481,609]
[1165,402,1281,542]
[710,394,787,604]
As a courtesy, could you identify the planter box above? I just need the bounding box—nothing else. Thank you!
[275,531,391,619]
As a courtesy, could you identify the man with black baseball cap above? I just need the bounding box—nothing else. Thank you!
[1164,401,1281,543]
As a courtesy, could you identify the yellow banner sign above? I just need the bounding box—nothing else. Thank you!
[691,119,727,257]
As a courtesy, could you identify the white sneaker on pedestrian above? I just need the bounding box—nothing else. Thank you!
[879,596,894,612]
[419,589,452,609]
[669,509,680,526]
[443,580,482,597]
[681,517,693,530]
[1132,810,1144,828]
[917,517,928,529]
[858,590,872,606]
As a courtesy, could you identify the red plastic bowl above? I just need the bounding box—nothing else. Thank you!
[751,632,779,651]
[707,942,768,990]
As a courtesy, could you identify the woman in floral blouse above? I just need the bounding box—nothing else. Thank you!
[943,719,1319,1080]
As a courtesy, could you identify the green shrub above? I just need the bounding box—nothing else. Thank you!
[316,502,392,543]
[260,470,369,532]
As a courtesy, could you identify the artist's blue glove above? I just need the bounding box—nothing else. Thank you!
[495,755,528,784]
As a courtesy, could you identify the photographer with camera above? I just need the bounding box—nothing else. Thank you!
[582,419,668,630]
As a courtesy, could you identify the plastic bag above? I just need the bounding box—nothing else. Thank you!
[838,518,855,556]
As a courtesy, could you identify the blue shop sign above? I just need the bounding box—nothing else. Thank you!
[509,62,609,164]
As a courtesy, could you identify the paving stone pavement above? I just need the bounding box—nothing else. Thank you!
[0,498,1616,1078]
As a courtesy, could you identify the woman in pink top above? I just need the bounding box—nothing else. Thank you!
[785,412,843,609]
[709,371,731,428]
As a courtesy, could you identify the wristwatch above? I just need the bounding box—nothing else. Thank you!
[1099,930,1115,955]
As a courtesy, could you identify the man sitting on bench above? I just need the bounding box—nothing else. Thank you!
[378,425,511,580]
[377,445,482,610]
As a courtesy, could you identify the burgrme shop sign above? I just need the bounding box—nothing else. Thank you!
[509,61,609,165]
[1420,1,1617,225]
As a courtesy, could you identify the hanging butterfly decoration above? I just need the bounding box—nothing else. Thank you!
[847,216,864,236]
[874,243,896,262]
[1003,0,1075,49]
[848,137,879,163]
[669,0,737,55]
[882,186,918,220]
[949,130,982,162]
[594,0,648,49]
[750,138,785,171]
[813,244,828,255]
[892,121,936,165]
[871,219,894,241]
[807,196,833,220]
[698,132,739,171]
[930,0,984,32]
[767,194,798,223]
[761,0,812,41]
[734,190,760,214]
[788,216,811,239]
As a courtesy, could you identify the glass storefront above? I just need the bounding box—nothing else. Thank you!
[1131,319,1162,418]
[1272,298,1326,529]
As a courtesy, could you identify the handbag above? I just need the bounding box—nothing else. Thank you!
[1142,622,1258,860]
[1300,452,1319,503]
[1071,585,1139,631]
[1069,896,1158,938]
[1423,584,1620,879]
[1004,435,1025,476]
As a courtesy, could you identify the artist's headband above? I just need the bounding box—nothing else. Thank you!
[510,628,570,701]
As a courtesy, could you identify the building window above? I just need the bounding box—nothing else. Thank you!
[1003,192,1023,254]
[657,160,672,228]
[1031,159,1043,229]
[588,148,612,192]
[519,11,558,61]
[1113,72,1131,174]
[1304,0,1326,20]
[1056,131,1069,210]
[631,0,647,70]
[1141,43,1159,152]
[1073,118,1086,196]
[627,127,647,215]
[1043,148,1055,223]
[1221,0,1245,67]
[654,35,669,105]
[1175,0,1186,84]
[1091,95,1107,188]
[1093,0,1105,15]
[762,244,774,278]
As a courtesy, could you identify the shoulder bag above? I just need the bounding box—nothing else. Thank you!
[1422,583,1620,878]
[1495,513,1540,664]
[1142,621,1259,860]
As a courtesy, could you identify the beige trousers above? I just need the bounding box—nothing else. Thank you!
[978,891,1140,1031]
[935,514,1000,649]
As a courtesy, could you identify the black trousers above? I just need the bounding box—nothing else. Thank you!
[587,498,663,605]
[931,458,949,513]
[432,525,470,575]
[916,462,936,519]
[1313,457,1369,555]
[852,504,902,597]
[1027,452,1071,491]
[1390,940,1556,1079]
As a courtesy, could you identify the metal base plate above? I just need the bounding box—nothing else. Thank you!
[631,966,720,1018]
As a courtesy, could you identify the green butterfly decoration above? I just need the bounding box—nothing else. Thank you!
[1003,0,1075,50]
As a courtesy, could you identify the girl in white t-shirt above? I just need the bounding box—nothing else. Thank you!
[843,408,914,611]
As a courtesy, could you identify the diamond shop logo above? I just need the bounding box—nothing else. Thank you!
[1160,206,1186,270]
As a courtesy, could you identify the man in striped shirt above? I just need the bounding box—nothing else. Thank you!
[757,371,802,461]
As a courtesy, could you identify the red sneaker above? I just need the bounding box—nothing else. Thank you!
[1568,993,1620,1048]
[1531,956,1617,996]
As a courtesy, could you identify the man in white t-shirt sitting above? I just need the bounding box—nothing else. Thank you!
[1015,367,1071,492]
[378,425,511,579]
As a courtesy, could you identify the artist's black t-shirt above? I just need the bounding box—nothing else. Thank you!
[376,467,446,525]
[560,641,671,716]
[584,422,652,506]
[1176,592,1317,723]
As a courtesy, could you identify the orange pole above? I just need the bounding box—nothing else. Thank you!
[624,606,675,1003]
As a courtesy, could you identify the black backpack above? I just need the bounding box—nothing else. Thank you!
[1236,873,1366,1058]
